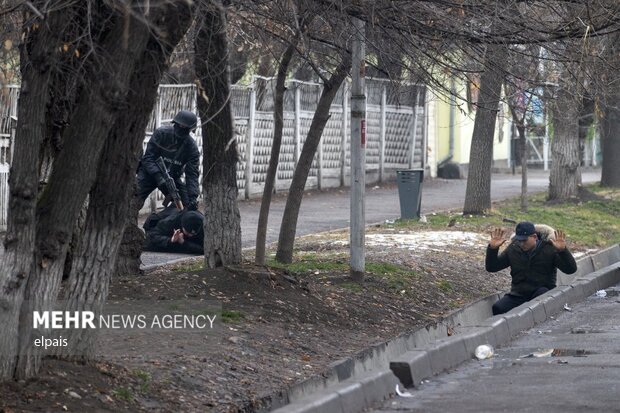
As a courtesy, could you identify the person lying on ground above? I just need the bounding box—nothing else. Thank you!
[486,221,577,315]
[143,207,204,255]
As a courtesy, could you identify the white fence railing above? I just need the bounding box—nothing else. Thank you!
[0,79,425,228]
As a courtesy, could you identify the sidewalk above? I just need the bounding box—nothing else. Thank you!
[373,281,620,413]
[140,169,602,268]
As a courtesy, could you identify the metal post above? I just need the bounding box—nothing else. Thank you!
[591,133,598,167]
[350,17,366,280]
[409,87,421,169]
[9,116,17,164]
[294,83,301,167]
[379,85,386,182]
[245,87,256,199]
[318,131,323,190]
[543,106,549,171]
[340,82,349,187]
[155,86,162,128]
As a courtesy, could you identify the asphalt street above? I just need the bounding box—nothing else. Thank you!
[373,282,620,413]
[140,169,602,268]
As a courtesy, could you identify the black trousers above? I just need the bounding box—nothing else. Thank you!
[136,168,189,208]
[492,287,550,315]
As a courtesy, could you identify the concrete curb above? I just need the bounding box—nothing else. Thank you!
[262,293,500,411]
[271,370,400,413]
[269,245,619,412]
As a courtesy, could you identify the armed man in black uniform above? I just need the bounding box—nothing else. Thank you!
[137,110,201,211]
[117,110,203,274]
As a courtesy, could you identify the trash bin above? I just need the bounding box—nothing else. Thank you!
[396,169,424,220]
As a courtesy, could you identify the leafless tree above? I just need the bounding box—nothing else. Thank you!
[194,0,242,267]
[0,0,194,379]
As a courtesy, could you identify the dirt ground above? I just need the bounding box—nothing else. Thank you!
[0,221,597,413]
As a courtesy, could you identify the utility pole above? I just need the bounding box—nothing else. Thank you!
[350,17,366,281]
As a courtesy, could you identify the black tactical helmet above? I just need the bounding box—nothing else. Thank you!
[172,110,198,129]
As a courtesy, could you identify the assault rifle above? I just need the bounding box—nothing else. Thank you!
[155,157,184,210]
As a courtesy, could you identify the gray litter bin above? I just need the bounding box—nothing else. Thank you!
[396,169,424,219]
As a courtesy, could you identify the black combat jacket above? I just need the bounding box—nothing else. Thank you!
[141,125,200,203]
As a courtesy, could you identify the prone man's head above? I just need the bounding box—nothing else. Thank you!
[181,211,203,238]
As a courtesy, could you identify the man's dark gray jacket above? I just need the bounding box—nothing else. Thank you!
[486,241,577,297]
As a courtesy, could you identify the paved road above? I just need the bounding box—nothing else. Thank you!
[373,282,620,413]
[141,169,602,267]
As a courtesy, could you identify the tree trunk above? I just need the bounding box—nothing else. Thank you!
[58,3,193,359]
[548,86,581,201]
[508,101,529,211]
[195,0,242,268]
[463,44,507,215]
[114,200,145,277]
[0,4,66,379]
[518,124,528,212]
[13,6,154,379]
[255,43,297,265]
[275,55,351,264]
[601,91,620,187]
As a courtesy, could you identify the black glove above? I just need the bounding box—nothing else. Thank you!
[186,199,198,211]
[155,173,168,194]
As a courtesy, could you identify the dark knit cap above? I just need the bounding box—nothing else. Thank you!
[514,221,536,241]
[181,211,203,236]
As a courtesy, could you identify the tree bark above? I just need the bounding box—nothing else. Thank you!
[58,2,193,359]
[0,4,67,379]
[13,4,154,379]
[195,0,242,268]
[507,97,529,212]
[463,44,507,215]
[519,127,528,212]
[548,86,582,201]
[255,42,297,265]
[601,89,620,187]
[276,54,351,264]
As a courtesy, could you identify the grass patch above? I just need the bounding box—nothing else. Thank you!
[267,255,420,294]
[171,260,204,273]
[438,280,453,292]
[133,369,151,393]
[390,213,505,233]
[113,387,134,402]
[267,257,348,273]
[497,190,620,247]
[386,184,620,249]
[366,261,418,292]
[340,282,363,292]
[221,310,244,323]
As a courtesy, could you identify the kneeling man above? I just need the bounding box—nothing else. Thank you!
[486,221,577,315]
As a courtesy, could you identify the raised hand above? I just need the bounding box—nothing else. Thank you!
[550,229,567,251]
[489,228,507,249]
[171,229,185,244]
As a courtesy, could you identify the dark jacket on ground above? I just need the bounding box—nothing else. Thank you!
[143,208,204,255]
[140,125,200,204]
[486,240,577,297]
